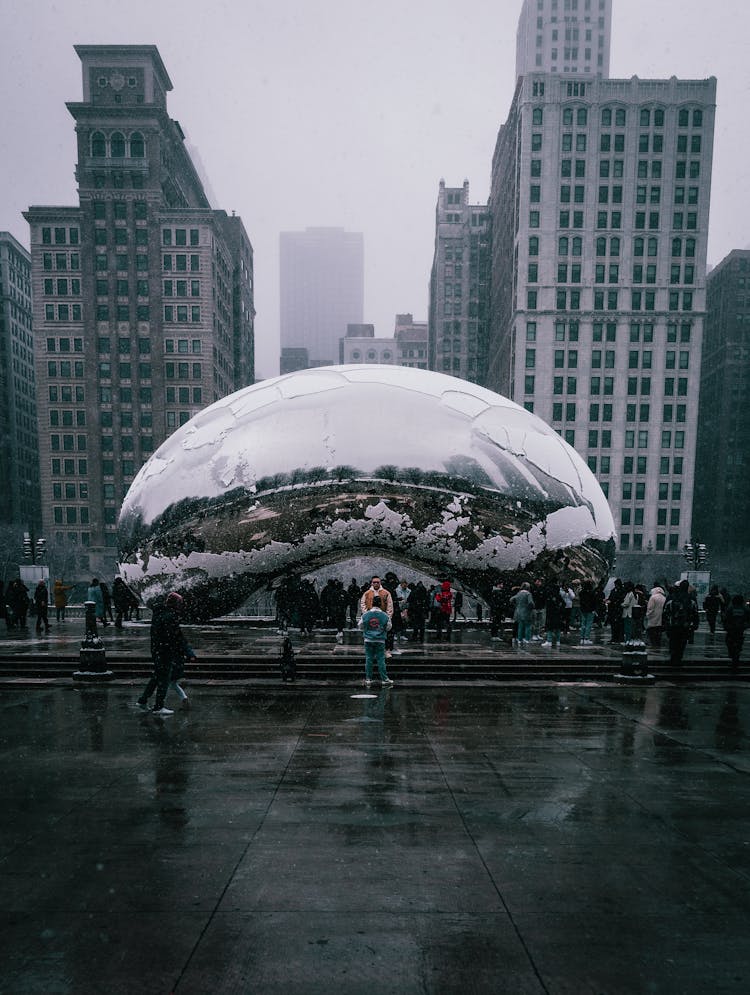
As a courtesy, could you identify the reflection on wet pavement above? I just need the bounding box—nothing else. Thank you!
[1,684,749,992]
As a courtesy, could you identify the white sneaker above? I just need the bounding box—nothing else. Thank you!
[152,707,174,717]
[364,679,372,687]
[381,678,395,687]
[391,648,402,656]
[541,641,552,648]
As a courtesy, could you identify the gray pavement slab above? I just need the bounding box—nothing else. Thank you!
[1,683,750,993]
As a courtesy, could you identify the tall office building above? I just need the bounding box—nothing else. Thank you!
[428,181,490,384]
[487,72,716,555]
[25,45,254,578]
[516,0,613,79]
[692,250,750,553]
[0,232,40,529]
[279,227,364,368]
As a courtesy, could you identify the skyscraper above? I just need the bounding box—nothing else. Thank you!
[692,250,750,553]
[487,72,716,556]
[0,231,40,529]
[279,227,364,368]
[25,45,254,579]
[516,0,613,79]
[428,181,490,384]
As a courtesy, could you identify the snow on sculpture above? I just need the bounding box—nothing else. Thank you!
[118,365,616,620]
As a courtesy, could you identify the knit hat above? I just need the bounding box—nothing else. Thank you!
[165,592,184,610]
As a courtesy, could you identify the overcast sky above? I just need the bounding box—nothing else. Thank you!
[2,0,748,378]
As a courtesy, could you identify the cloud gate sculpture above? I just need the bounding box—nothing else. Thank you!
[118,366,616,620]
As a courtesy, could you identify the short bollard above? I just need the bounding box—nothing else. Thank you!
[73,601,113,682]
[614,639,655,684]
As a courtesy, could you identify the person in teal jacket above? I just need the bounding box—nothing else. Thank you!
[360,595,394,687]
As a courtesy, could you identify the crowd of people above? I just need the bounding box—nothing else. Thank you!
[274,571,463,655]
[271,569,750,672]
[491,575,749,672]
[1,576,141,632]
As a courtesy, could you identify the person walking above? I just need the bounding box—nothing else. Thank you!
[360,594,393,687]
[703,585,723,636]
[33,580,50,635]
[662,580,699,671]
[137,592,196,715]
[723,595,749,674]
[510,582,535,647]
[52,579,73,622]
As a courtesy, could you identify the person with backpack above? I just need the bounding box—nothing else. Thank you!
[722,595,749,674]
[662,580,699,670]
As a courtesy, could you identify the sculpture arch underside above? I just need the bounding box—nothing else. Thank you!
[118,478,615,623]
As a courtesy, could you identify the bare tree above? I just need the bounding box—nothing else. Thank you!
[44,535,86,587]
[0,524,24,584]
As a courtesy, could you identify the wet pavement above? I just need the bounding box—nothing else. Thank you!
[1,682,750,993]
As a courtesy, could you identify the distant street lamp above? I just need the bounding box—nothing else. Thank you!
[683,540,708,570]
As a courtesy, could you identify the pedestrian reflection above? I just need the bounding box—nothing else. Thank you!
[78,686,109,751]
[140,715,191,830]
[715,688,744,753]
[657,688,690,731]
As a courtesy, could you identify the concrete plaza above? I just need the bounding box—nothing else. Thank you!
[1,680,749,993]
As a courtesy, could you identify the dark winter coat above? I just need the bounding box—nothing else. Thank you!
[150,604,192,671]
[663,590,699,632]
[544,588,566,630]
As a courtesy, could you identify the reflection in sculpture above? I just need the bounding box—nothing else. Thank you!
[118,366,616,620]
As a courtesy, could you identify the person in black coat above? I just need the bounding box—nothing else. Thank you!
[703,585,723,635]
[723,595,749,673]
[663,580,699,670]
[33,581,50,634]
[137,592,195,715]
[407,582,429,643]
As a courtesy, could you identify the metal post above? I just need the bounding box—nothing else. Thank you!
[73,600,113,682]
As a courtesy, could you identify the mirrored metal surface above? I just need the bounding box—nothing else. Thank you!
[118,366,615,618]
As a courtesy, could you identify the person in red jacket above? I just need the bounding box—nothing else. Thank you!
[435,580,453,642]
